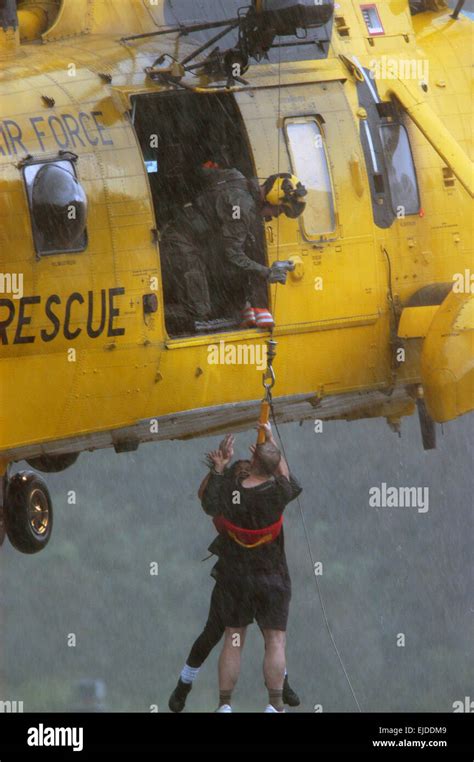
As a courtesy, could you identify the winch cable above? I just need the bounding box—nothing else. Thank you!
[259,343,363,712]
[271,35,283,331]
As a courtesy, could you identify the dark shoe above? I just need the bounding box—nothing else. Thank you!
[283,674,300,707]
[168,678,192,713]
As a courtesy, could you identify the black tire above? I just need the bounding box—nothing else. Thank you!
[5,471,53,554]
[26,452,79,473]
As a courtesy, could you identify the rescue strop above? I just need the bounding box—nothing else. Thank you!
[213,514,283,549]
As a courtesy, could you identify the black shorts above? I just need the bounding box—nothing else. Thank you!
[215,573,291,631]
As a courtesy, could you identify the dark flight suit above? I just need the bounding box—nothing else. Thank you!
[160,168,270,322]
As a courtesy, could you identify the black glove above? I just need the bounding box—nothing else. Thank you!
[269,269,287,285]
[268,261,293,284]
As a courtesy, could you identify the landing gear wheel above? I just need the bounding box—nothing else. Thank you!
[5,471,53,554]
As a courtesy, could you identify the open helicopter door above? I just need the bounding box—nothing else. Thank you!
[113,85,269,339]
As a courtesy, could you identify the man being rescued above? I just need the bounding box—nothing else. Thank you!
[169,423,302,713]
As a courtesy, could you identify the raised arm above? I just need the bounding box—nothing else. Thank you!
[201,449,228,516]
[197,433,235,500]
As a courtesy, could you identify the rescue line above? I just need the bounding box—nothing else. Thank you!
[258,337,363,711]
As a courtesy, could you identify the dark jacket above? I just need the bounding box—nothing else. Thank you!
[174,168,270,278]
[202,462,302,578]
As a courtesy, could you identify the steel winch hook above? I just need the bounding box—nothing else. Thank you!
[257,339,277,444]
[262,338,277,396]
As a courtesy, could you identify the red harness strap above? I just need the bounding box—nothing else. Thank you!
[213,515,283,549]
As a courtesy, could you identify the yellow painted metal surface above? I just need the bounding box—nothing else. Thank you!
[398,306,439,338]
[0,0,472,463]
[421,291,474,422]
[387,78,474,197]
[17,7,48,42]
[0,26,19,58]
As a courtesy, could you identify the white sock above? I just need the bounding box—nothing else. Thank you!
[180,664,200,684]
[284,669,288,677]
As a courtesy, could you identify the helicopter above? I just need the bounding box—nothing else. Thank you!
[0,0,472,554]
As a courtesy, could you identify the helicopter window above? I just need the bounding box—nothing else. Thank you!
[379,124,420,216]
[22,159,88,256]
[285,118,336,237]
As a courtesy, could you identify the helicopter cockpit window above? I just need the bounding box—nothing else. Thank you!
[379,124,420,216]
[285,118,336,238]
[22,159,88,256]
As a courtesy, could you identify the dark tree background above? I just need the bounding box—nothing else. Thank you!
[1,413,472,712]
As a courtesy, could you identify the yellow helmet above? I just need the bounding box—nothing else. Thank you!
[263,173,307,218]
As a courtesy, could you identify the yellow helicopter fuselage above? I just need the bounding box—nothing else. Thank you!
[0,0,472,472]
